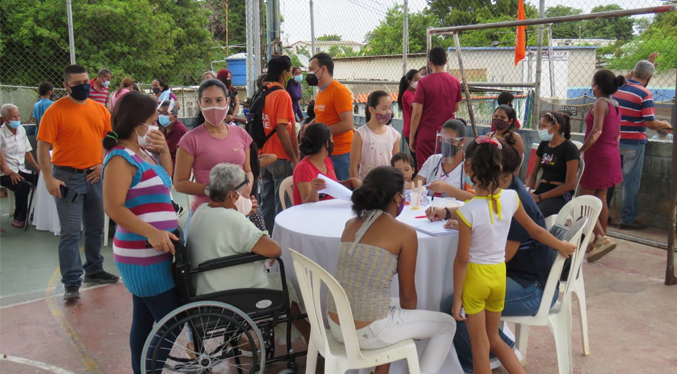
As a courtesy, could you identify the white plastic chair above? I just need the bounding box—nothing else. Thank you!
[279,176,294,210]
[6,189,15,216]
[571,140,583,150]
[289,248,421,374]
[552,195,602,356]
[502,217,587,374]
[104,213,110,246]
[574,157,585,197]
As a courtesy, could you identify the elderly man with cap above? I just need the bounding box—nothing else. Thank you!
[0,104,40,228]
[259,56,299,232]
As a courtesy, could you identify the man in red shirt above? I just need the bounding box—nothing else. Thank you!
[158,100,188,166]
[409,47,463,170]
[89,68,112,108]
[260,56,299,231]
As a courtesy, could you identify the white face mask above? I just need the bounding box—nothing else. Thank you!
[136,124,158,148]
[234,193,253,216]
[410,81,418,90]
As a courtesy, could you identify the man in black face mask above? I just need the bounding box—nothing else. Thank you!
[37,65,120,301]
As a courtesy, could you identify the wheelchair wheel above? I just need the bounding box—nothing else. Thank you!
[141,301,266,374]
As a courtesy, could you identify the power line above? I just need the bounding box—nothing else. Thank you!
[344,0,387,17]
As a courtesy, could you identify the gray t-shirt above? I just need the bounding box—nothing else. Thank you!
[187,204,268,295]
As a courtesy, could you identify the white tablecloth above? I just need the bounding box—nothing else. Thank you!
[31,175,60,235]
[273,199,464,374]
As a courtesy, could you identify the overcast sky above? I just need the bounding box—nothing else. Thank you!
[279,0,664,44]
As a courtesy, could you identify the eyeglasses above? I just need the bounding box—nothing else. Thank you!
[233,177,250,192]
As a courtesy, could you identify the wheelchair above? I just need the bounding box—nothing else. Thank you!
[141,229,307,374]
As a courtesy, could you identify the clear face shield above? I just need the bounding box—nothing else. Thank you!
[157,98,176,114]
[435,131,464,161]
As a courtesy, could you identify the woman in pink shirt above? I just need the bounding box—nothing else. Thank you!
[174,79,253,237]
[110,77,133,113]
[397,69,421,169]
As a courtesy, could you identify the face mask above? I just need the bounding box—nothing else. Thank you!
[158,115,172,127]
[225,79,232,87]
[306,69,323,86]
[464,175,475,188]
[234,193,253,215]
[152,87,161,94]
[539,128,554,141]
[395,194,406,216]
[375,112,392,125]
[294,75,303,83]
[441,142,459,158]
[68,83,91,101]
[491,118,509,131]
[201,105,229,126]
[410,81,418,90]
[326,141,334,157]
[7,120,21,129]
[102,80,110,88]
[136,126,149,147]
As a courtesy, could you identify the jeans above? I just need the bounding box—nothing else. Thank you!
[619,143,645,224]
[130,288,180,374]
[0,171,36,222]
[328,305,456,374]
[260,159,294,233]
[329,153,350,181]
[53,168,105,287]
[440,277,557,373]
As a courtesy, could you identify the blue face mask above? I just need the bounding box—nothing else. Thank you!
[539,128,554,141]
[464,175,474,188]
[294,75,303,83]
[7,120,21,129]
[158,115,172,127]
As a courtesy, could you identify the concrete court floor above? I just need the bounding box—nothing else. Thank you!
[1,197,677,374]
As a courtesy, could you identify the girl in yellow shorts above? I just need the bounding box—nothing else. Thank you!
[452,136,576,374]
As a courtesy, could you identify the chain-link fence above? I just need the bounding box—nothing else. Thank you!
[1,0,675,132]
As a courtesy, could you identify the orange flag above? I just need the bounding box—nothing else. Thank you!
[515,0,526,65]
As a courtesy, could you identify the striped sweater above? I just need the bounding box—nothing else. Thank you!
[103,146,178,297]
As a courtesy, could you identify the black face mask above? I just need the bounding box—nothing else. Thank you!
[68,83,91,101]
[152,87,161,94]
[306,69,322,87]
[326,141,334,156]
[225,79,232,87]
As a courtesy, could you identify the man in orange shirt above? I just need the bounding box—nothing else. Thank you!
[260,56,299,231]
[37,65,119,301]
[307,53,354,180]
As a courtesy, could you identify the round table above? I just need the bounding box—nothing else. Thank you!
[273,199,464,374]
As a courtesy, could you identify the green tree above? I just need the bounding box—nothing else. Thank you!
[545,5,584,39]
[204,0,246,54]
[317,34,342,41]
[0,0,216,87]
[364,6,438,55]
[583,4,634,41]
[607,11,677,71]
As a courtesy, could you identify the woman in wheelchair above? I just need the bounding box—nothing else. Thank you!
[186,163,311,343]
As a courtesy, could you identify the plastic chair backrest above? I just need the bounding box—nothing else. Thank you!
[534,218,586,319]
[279,176,294,210]
[571,140,583,150]
[574,157,585,196]
[555,196,601,284]
[289,248,363,359]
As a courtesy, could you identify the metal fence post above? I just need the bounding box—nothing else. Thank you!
[310,0,316,96]
[403,0,409,76]
[453,32,477,137]
[666,65,677,285]
[532,0,545,126]
[246,0,256,96]
[66,0,76,64]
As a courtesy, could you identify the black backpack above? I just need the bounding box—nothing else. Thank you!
[245,85,284,148]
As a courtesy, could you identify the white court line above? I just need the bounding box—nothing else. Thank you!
[1,354,78,374]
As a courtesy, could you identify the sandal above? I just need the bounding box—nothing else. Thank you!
[587,236,617,263]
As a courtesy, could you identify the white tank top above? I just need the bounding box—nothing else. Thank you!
[356,124,400,180]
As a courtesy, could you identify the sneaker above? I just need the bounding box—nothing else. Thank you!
[587,237,617,263]
[64,285,80,301]
[618,221,647,230]
[11,220,25,228]
[84,271,120,284]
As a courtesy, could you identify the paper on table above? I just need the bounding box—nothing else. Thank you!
[317,174,353,201]
[408,219,456,236]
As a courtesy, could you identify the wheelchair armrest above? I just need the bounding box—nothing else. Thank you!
[196,253,270,272]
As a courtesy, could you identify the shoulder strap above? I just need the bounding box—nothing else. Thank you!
[348,210,384,255]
